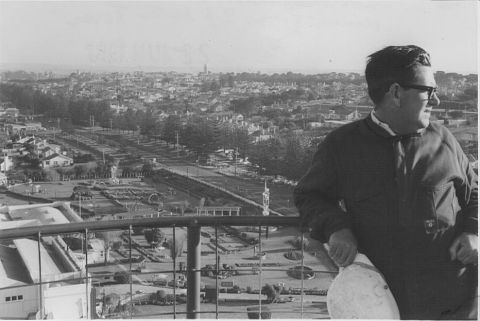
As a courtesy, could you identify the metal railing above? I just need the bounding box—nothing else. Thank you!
[0,216,334,319]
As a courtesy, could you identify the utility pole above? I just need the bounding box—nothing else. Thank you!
[263,180,270,239]
[176,131,180,159]
[234,147,238,176]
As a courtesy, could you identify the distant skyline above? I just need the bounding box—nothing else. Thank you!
[0,1,478,75]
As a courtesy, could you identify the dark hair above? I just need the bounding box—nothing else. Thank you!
[365,45,431,105]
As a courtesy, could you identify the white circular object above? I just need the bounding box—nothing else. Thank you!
[327,254,400,319]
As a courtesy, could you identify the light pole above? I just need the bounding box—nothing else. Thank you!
[263,180,270,239]
[79,195,82,218]
[234,147,238,176]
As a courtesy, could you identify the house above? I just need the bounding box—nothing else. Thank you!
[16,136,35,145]
[2,145,28,157]
[110,104,129,114]
[38,146,55,158]
[34,139,61,157]
[307,122,323,129]
[41,153,73,168]
[4,108,19,118]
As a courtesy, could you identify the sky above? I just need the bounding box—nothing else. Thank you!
[0,1,478,74]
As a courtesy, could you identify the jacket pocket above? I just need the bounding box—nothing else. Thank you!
[414,181,460,267]
[417,181,460,234]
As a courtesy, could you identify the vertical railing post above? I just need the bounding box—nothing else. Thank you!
[300,232,305,319]
[129,226,133,319]
[214,225,219,319]
[186,222,201,319]
[85,228,89,319]
[173,226,177,319]
[258,225,262,318]
[37,232,44,319]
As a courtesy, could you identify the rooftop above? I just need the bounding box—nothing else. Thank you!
[9,205,69,224]
[14,238,62,282]
[0,242,32,287]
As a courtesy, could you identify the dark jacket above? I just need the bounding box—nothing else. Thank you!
[294,116,478,319]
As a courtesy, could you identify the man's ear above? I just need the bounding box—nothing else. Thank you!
[388,83,401,108]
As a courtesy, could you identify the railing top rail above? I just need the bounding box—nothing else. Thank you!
[0,215,301,239]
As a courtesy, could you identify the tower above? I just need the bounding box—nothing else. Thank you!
[204,64,208,74]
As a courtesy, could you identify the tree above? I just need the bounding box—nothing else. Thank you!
[132,226,145,235]
[229,97,258,116]
[140,108,161,137]
[141,163,154,176]
[248,138,283,176]
[261,283,282,303]
[74,153,95,163]
[74,164,88,178]
[180,116,218,163]
[448,110,464,119]
[103,293,120,315]
[96,225,124,265]
[282,136,305,180]
[161,115,181,146]
[144,228,165,248]
[155,290,167,304]
[113,271,131,284]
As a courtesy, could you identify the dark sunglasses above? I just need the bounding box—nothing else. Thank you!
[399,83,438,101]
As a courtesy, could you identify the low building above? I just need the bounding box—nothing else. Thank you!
[0,202,92,319]
[5,108,19,118]
[41,153,74,168]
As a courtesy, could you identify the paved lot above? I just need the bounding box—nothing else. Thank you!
[89,224,335,319]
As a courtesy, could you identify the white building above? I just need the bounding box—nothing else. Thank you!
[0,202,94,319]
[41,153,74,168]
[0,237,92,319]
[0,156,13,172]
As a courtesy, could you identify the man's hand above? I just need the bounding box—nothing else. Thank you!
[328,228,358,267]
[449,232,478,265]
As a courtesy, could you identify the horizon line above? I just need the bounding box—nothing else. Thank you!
[0,62,477,77]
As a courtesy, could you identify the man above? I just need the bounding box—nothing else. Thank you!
[294,45,477,319]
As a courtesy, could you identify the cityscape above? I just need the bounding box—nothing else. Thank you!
[0,1,477,320]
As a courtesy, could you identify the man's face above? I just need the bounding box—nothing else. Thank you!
[397,65,440,134]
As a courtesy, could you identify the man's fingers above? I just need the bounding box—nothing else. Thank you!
[329,244,356,267]
[328,228,358,267]
[344,247,357,266]
[329,244,344,265]
[457,246,477,265]
[449,237,461,260]
[456,247,469,263]
[328,245,340,261]
[335,248,350,266]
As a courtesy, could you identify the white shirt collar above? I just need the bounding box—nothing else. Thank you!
[370,111,396,136]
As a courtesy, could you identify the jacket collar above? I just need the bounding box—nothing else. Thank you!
[370,111,396,136]
[364,113,426,140]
